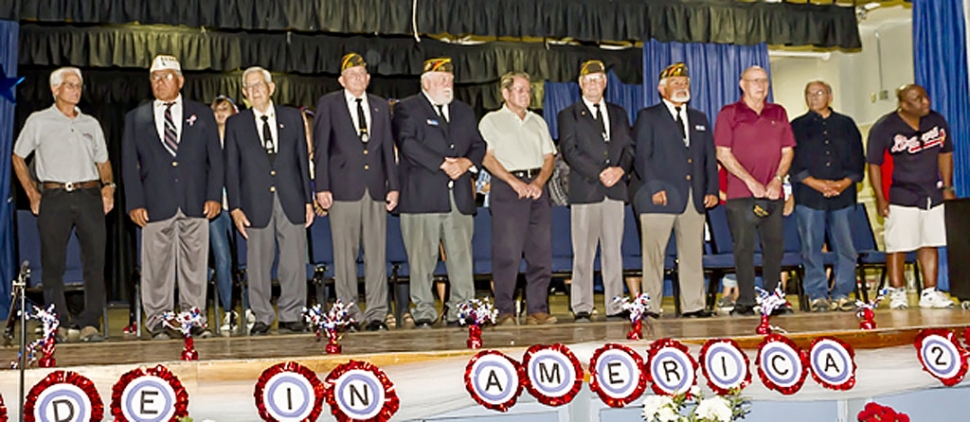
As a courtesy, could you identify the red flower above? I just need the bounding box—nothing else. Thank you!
[858,402,909,422]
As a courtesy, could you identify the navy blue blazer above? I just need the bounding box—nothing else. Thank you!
[392,94,486,215]
[313,91,399,201]
[632,103,718,214]
[558,101,634,204]
[224,105,313,228]
[122,99,224,220]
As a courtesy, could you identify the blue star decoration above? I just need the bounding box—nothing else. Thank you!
[0,63,25,104]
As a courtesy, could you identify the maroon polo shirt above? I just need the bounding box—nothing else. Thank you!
[714,100,796,200]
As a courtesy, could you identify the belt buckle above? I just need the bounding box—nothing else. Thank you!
[64,182,76,192]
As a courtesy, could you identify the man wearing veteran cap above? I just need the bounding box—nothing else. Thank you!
[633,63,718,318]
[225,66,314,335]
[479,71,557,326]
[392,57,486,329]
[559,60,635,322]
[313,53,399,331]
[122,54,224,339]
[713,65,796,316]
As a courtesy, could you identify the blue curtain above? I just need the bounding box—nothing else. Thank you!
[543,71,644,140]
[642,39,772,123]
[0,20,18,316]
[914,0,970,199]
[913,0,970,292]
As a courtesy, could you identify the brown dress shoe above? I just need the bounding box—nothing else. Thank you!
[526,312,558,325]
[496,314,517,326]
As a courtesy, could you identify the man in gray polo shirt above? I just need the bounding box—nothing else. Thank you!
[480,71,557,325]
[12,67,114,342]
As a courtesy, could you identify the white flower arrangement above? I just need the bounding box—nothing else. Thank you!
[641,387,749,422]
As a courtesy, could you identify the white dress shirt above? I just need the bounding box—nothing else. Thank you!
[253,103,279,153]
[582,96,610,141]
[344,90,372,139]
[154,95,183,145]
[422,91,450,122]
[662,98,691,147]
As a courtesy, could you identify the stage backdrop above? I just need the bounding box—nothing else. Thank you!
[543,70,644,141]
[0,19,19,316]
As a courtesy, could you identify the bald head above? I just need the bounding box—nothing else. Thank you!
[739,66,770,105]
[896,84,930,119]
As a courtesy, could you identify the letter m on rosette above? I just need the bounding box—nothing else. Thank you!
[645,339,699,396]
[521,344,585,406]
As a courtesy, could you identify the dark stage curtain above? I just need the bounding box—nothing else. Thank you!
[3,0,862,49]
[19,23,644,85]
[0,19,18,316]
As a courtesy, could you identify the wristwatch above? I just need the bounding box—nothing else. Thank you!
[103,182,117,189]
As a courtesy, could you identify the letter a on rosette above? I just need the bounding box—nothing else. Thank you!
[915,329,969,387]
[588,343,647,407]
[521,344,584,406]
[110,364,189,422]
[699,338,752,396]
[808,337,857,391]
[464,350,525,412]
[756,334,808,395]
[645,339,699,396]
[25,370,104,422]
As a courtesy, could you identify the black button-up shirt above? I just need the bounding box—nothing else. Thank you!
[790,109,865,210]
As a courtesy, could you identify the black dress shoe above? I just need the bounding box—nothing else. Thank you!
[770,305,794,316]
[278,321,307,334]
[414,319,434,329]
[574,312,591,323]
[366,320,389,331]
[606,310,631,321]
[346,322,362,333]
[190,326,213,338]
[682,309,714,318]
[730,304,756,316]
[250,322,271,336]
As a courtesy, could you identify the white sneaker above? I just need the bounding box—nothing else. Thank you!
[220,310,239,336]
[919,289,955,309]
[245,309,256,332]
[889,288,909,310]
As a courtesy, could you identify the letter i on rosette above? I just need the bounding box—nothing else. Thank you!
[458,298,498,349]
[303,300,354,354]
[612,293,651,340]
[162,308,206,361]
[855,288,888,330]
[754,287,788,335]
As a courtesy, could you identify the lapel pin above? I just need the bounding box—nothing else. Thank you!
[186,114,197,127]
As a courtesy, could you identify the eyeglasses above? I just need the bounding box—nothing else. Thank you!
[244,82,269,92]
[507,86,531,95]
[61,82,83,90]
[807,90,828,97]
[150,73,177,82]
[743,78,770,85]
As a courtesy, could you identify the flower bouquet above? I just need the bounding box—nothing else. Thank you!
[642,387,749,422]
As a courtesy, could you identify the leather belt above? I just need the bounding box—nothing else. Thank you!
[42,180,101,192]
[510,168,541,179]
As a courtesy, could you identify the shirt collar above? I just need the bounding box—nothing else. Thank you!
[422,91,446,108]
[49,104,83,120]
[344,89,367,104]
[253,102,276,120]
[501,104,532,122]
[808,108,834,119]
[661,98,686,117]
[154,94,183,108]
[582,97,605,114]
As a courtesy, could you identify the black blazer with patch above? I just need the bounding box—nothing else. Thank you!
[558,101,634,204]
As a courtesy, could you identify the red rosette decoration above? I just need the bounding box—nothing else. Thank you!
[587,343,647,408]
[467,325,483,349]
[755,334,808,395]
[323,360,399,421]
[645,338,699,397]
[110,364,189,422]
[0,393,6,422]
[254,361,325,422]
[699,338,752,396]
[521,344,584,407]
[914,328,970,387]
[25,370,103,422]
[808,337,856,391]
[464,350,525,412]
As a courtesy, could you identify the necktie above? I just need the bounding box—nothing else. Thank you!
[594,103,608,142]
[261,115,275,166]
[163,102,178,156]
[675,106,688,146]
[356,98,369,142]
[435,104,449,133]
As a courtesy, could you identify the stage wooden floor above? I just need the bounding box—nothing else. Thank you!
[4,308,969,381]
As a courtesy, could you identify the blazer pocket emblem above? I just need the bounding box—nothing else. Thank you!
[695,125,706,131]
[427,119,440,126]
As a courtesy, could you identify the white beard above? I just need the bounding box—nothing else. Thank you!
[672,90,691,103]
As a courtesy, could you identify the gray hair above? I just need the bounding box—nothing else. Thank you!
[500,71,531,91]
[740,65,767,80]
[50,67,83,88]
[804,80,832,95]
[242,66,273,87]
